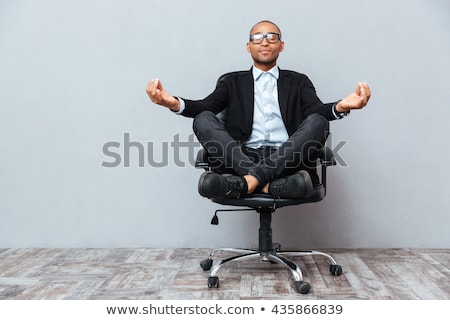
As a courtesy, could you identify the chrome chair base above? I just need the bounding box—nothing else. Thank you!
[200,246,342,294]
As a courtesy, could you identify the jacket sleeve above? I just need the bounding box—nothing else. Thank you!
[300,75,338,121]
[180,74,230,118]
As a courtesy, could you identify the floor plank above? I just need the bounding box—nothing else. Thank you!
[0,248,448,300]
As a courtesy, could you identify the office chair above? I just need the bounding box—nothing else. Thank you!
[195,147,342,294]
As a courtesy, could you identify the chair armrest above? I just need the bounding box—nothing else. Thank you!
[195,149,210,169]
[317,147,337,167]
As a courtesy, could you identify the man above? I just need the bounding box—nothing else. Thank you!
[146,20,371,199]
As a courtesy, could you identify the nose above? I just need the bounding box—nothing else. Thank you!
[260,37,270,45]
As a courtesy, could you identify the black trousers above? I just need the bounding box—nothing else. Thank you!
[193,111,329,187]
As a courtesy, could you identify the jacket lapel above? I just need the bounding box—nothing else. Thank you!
[242,69,255,125]
[277,69,290,121]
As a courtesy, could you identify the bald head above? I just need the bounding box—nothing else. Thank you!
[249,20,282,39]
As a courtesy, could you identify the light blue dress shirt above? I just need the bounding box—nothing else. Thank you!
[245,66,289,148]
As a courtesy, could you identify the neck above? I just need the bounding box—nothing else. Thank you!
[254,63,276,72]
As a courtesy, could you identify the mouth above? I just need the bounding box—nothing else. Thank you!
[259,49,272,55]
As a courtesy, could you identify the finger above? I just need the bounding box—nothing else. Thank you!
[359,83,366,97]
[360,82,371,102]
[359,83,368,99]
[359,83,371,106]
[355,83,362,95]
[150,79,160,97]
[147,79,155,90]
[363,83,371,98]
[147,80,160,103]
[146,82,158,103]
[146,80,154,94]
[155,78,162,90]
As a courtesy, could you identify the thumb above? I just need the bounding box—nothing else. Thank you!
[155,79,163,91]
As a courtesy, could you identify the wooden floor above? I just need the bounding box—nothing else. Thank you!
[0,248,449,300]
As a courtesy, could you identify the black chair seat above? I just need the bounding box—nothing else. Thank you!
[210,184,325,209]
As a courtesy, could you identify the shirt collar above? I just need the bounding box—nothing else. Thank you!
[252,65,279,81]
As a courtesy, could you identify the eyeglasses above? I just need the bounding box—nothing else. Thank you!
[249,32,281,44]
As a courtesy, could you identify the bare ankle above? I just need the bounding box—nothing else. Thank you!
[244,175,259,194]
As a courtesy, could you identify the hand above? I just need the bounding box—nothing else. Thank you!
[146,79,180,112]
[336,82,371,113]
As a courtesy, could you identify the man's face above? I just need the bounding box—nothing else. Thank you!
[247,22,284,71]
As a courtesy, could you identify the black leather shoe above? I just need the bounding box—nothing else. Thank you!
[268,170,313,199]
[198,172,248,199]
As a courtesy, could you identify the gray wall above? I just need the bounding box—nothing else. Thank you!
[1,0,449,248]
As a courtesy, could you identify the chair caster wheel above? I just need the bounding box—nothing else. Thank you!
[208,276,219,288]
[273,243,281,251]
[200,259,213,271]
[330,264,343,276]
[295,281,310,294]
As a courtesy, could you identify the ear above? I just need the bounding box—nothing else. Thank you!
[246,42,251,53]
[279,41,285,52]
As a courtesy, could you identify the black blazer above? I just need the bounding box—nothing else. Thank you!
[181,68,337,143]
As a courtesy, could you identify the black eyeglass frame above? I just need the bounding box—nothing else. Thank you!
[249,32,282,44]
